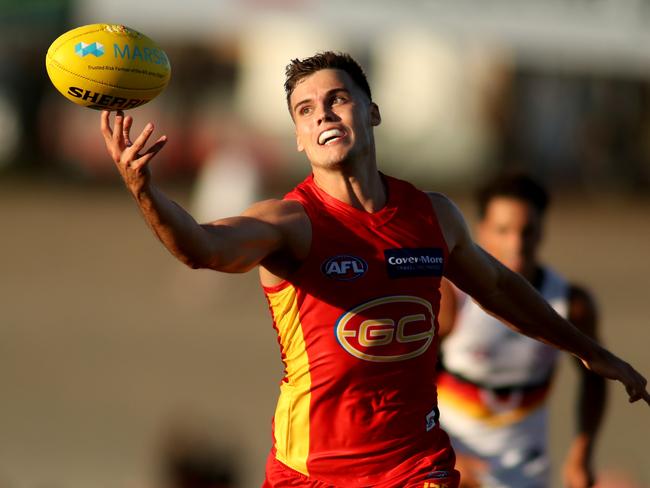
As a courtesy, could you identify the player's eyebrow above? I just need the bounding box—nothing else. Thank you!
[292,98,312,114]
[292,87,350,114]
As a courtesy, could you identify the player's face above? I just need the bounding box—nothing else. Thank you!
[290,69,381,170]
[477,197,543,275]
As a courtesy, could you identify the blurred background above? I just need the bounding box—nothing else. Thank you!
[1,0,649,487]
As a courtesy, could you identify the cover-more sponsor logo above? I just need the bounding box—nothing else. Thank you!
[321,255,368,281]
[335,295,436,362]
[384,247,444,279]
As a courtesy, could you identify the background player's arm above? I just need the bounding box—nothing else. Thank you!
[428,192,649,405]
[101,110,304,273]
[563,286,607,488]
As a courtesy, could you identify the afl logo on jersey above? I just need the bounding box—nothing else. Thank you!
[321,255,368,281]
[335,295,436,362]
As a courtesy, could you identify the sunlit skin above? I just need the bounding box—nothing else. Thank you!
[477,197,543,282]
[290,68,381,178]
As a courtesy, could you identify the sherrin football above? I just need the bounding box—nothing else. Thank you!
[46,23,171,110]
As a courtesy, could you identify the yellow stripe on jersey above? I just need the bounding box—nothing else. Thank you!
[266,284,312,476]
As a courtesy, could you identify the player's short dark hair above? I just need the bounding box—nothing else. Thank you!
[476,172,550,218]
[284,51,372,113]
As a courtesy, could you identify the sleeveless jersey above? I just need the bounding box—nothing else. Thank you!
[263,174,454,486]
[437,267,569,487]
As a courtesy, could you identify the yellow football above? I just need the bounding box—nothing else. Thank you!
[45,23,171,110]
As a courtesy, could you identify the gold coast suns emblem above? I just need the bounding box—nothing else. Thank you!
[335,295,436,362]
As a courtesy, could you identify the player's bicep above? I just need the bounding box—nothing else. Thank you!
[198,199,303,273]
[445,238,502,299]
[200,215,285,272]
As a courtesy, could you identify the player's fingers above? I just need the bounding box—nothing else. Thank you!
[625,376,649,403]
[100,110,112,139]
[640,389,650,405]
[113,110,125,145]
[632,387,650,405]
[125,121,155,157]
[134,135,167,168]
[122,115,133,146]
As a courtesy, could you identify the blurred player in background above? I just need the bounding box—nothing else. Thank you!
[99,52,648,488]
[437,173,606,488]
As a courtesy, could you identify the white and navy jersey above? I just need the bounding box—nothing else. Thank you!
[437,266,570,488]
[441,266,568,389]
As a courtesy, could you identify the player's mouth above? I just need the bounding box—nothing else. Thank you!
[318,128,346,146]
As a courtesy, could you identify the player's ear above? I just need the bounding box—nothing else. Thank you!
[370,102,381,126]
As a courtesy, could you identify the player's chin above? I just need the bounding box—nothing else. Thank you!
[311,152,350,169]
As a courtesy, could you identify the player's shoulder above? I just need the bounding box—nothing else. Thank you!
[425,190,451,203]
[568,283,597,308]
[243,198,307,223]
[424,191,472,248]
[425,191,465,228]
[243,198,311,246]
[424,191,463,216]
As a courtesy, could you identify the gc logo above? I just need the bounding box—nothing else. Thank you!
[335,296,436,362]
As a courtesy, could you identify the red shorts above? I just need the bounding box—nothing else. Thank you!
[262,453,460,488]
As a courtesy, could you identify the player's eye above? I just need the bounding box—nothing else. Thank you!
[299,106,313,116]
[332,95,347,104]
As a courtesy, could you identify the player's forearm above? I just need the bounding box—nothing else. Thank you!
[563,375,606,484]
[132,183,216,268]
[577,368,607,442]
[477,268,604,363]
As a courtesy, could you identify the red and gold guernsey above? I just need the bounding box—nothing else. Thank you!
[263,174,456,487]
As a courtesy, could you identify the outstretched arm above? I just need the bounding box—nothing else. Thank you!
[429,192,649,406]
[562,286,607,488]
[100,110,304,273]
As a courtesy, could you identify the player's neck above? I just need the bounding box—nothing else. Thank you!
[312,164,387,213]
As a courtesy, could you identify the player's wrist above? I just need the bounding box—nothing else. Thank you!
[130,177,154,201]
[567,433,594,465]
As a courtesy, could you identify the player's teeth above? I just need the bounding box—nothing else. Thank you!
[319,129,342,145]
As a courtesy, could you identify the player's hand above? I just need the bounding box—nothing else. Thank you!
[100,110,167,195]
[582,350,649,406]
[455,453,487,488]
[562,453,595,488]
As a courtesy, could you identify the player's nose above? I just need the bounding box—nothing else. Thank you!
[316,104,337,125]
